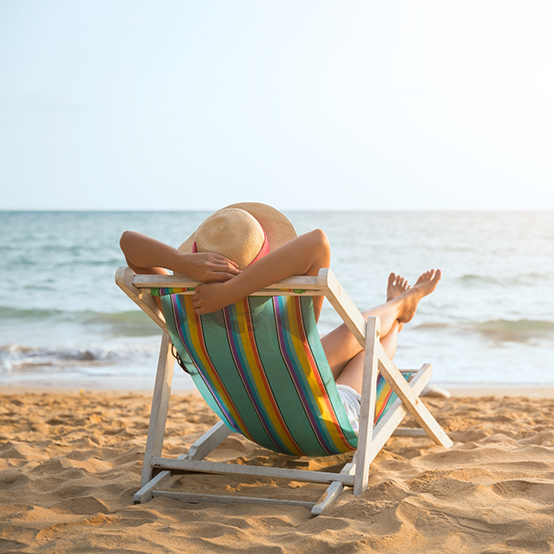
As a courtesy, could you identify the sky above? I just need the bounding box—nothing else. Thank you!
[1,0,554,211]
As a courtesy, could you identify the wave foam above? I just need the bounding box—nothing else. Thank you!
[458,272,553,287]
[0,306,158,336]
[415,319,554,342]
[0,343,158,373]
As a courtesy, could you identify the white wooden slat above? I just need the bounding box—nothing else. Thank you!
[369,364,432,456]
[311,482,343,516]
[392,429,428,437]
[134,470,172,504]
[135,423,232,503]
[353,317,380,495]
[151,458,356,486]
[376,348,454,448]
[134,454,188,504]
[353,363,432,494]
[351,366,432,495]
[187,421,232,460]
[140,333,175,487]
[152,490,316,509]
[311,463,355,515]
[115,266,167,331]
[132,273,323,294]
[317,268,366,348]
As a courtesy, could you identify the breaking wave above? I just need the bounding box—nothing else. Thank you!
[457,272,552,287]
[0,343,158,373]
[415,319,554,343]
[0,306,158,336]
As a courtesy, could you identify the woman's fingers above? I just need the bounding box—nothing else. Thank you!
[187,253,238,278]
[192,254,240,281]
[212,265,240,277]
[191,281,234,314]
[207,253,238,266]
[191,290,203,313]
[198,266,238,282]
[210,260,238,271]
[214,256,239,269]
[209,272,237,282]
[206,254,239,270]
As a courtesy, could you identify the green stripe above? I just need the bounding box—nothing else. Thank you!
[300,297,358,449]
[223,301,290,453]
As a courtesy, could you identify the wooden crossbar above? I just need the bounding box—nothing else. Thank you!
[151,458,356,486]
[375,343,453,449]
[132,273,325,296]
[152,490,316,509]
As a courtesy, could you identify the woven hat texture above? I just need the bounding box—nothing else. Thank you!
[178,202,297,270]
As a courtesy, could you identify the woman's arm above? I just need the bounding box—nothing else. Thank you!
[191,229,330,320]
[119,231,239,282]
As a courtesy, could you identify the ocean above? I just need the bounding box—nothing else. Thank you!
[1,211,553,390]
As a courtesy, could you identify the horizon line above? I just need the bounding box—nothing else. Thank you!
[2,208,554,213]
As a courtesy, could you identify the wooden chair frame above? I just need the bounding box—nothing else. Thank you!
[115,266,453,515]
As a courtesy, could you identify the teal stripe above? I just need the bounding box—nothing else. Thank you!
[161,295,237,429]
[197,307,280,451]
[273,296,337,453]
[376,372,412,423]
[250,297,332,456]
[163,295,281,448]
[299,297,358,449]
[273,296,357,454]
[223,302,290,453]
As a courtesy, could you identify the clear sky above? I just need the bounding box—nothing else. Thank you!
[1,1,553,211]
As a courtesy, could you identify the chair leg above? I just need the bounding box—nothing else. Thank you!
[311,462,355,515]
[353,317,380,496]
[353,318,453,496]
[135,421,233,504]
[376,350,453,449]
[140,332,175,487]
[187,420,232,461]
[134,454,187,503]
[364,363,433,467]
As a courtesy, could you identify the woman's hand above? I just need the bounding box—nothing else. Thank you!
[179,252,239,282]
[191,281,237,314]
[120,231,239,282]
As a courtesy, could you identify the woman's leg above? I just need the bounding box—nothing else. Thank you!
[334,320,402,394]
[323,270,441,386]
[322,300,404,381]
[380,321,402,359]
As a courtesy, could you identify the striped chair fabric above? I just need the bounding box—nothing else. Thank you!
[156,290,407,458]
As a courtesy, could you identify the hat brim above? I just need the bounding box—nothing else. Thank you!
[178,202,297,255]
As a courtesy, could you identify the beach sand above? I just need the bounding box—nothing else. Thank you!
[2,389,554,553]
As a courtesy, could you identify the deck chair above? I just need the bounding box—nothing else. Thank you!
[115,266,452,515]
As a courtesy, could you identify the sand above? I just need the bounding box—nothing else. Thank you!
[2,390,554,553]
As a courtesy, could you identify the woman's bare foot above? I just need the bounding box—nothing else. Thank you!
[397,269,442,324]
[386,273,411,302]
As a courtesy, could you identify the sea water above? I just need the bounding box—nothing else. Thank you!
[1,211,553,390]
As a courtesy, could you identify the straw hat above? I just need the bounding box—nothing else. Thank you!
[178,202,297,270]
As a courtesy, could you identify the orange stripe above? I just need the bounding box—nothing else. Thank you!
[238,299,303,455]
[290,297,354,451]
[183,299,254,441]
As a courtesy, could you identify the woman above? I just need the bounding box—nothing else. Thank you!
[120,202,441,434]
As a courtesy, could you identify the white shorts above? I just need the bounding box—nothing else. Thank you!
[336,384,361,436]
